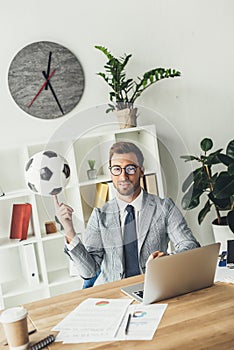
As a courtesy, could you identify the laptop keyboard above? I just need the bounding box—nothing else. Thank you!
[133,290,144,299]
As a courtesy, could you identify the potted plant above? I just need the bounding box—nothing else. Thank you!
[87,160,97,180]
[95,45,181,128]
[181,138,234,251]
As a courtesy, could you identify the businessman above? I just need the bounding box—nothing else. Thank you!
[54,141,200,286]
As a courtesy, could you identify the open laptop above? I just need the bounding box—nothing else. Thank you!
[121,243,220,304]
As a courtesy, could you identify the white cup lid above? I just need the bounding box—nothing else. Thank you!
[0,307,28,323]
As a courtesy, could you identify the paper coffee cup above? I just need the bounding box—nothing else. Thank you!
[0,306,29,350]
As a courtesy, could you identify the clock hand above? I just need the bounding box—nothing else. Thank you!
[28,69,56,108]
[45,51,52,90]
[42,71,64,115]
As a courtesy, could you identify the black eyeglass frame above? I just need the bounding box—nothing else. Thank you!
[109,164,141,176]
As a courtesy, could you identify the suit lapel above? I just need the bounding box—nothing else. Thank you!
[138,191,156,252]
[105,194,156,267]
[105,198,123,247]
[108,199,125,271]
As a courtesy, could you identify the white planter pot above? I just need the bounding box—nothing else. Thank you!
[212,223,234,253]
[87,169,97,180]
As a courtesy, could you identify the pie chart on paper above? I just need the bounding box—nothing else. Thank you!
[95,300,110,307]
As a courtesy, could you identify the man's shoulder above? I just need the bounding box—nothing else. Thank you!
[143,191,175,209]
[94,192,175,212]
[94,197,117,213]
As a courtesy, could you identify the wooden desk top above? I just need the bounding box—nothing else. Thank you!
[1,276,234,350]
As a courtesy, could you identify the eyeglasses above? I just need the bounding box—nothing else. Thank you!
[109,164,140,176]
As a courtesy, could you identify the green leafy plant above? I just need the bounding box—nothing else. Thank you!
[181,138,234,233]
[88,160,96,170]
[95,45,181,113]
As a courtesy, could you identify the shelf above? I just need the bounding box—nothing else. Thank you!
[0,235,38,250]
[49,279,83,297]
[3,288,50,308]
[79,175,111,187]
[47,268,81,286]
[2,279,46,298]
[41,232,64,241]
[0,189,31,201]
[0,123,164,308]
[78,170,159,188]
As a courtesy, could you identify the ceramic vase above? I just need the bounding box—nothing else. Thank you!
[212,222,234,253]
[115,107,138,129]
[87,169,97,180]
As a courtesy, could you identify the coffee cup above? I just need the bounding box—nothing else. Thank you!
[0,306,29,350]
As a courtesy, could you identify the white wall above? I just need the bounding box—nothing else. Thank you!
[1,0,234,245]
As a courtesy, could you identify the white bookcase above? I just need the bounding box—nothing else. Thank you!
[0,124,164,309]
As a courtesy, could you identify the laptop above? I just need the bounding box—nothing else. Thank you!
[121,243,220,304]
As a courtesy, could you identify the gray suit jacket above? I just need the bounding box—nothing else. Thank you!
[65,191,200,285]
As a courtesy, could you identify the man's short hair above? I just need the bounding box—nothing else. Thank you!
[109,141,144,167]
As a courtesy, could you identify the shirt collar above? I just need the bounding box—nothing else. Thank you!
[116,189,143,212]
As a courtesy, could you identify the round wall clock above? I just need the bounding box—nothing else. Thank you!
[8,41,85,119]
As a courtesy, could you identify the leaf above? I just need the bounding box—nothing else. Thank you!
[228,163,234,175]
[198,200,212,224]
[181,186,203,210]
[95,45,114,60]
[208,192,231,210]
[88,160,95,170]
[142,79,147,87]
[181,167,204,192]
[181,193,200,210]
[96,72,109,83]
[226,139,234,159]
[205,149,223,165]
[106,107,114,113]
[95,45,181,106]
[217,153,233,166]
[121,54,132,68]
[180,155,198,162]
[182,171,195,193]
[200,138,213,152]
[213,172,234,199]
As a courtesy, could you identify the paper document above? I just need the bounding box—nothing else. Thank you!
[53,298,167,343]
[53,298,132,340]
[115,303,167,341]
[215,266,234,283]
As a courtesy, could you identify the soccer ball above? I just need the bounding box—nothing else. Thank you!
[25,150,71,196]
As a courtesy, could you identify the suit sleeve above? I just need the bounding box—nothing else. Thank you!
[64,208,104,278]
[165,198,200,252]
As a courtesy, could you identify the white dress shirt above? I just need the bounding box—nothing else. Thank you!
[116,189,143,238]
[66,189,144,250]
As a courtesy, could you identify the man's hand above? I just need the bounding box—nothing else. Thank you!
[146,250,167,264]
[54,195,76,243]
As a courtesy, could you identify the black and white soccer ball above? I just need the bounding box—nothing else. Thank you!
[25,150,71,196]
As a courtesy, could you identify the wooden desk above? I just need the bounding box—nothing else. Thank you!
[1,276,234,350]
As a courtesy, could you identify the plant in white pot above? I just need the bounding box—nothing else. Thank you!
[181,138,234,252]
[95,45,181,128]
[87,160,97,180]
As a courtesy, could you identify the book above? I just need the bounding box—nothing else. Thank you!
[144,174,158,195]
[20,243,40,285]
[94,183,109,208]
[10,203,32,240]
[107,182,116,200]
[140,177,144,189]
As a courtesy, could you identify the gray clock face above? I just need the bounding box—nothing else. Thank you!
[8,41,85,119]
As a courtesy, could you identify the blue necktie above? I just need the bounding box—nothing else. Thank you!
[123,204,140,277]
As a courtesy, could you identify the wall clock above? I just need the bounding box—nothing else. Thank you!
[8,41,85,119]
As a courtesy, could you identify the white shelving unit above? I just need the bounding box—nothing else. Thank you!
[0,124,164,308]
